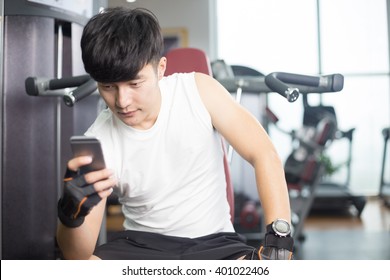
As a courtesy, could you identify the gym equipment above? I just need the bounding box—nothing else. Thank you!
[266,88,368,250]
[265,78,343,245]
[1,0,105,259]
[211,61,344,246]
[214,66,343,101]
[25,75,97,107]
[379,127,390,207]
[300,96,367,217]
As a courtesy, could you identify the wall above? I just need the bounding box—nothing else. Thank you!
[108,0,217,60]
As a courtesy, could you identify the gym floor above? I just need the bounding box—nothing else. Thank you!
[297,196,390,260]
[106,196,390,260]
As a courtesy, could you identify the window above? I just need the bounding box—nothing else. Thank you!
[217,0,389,195]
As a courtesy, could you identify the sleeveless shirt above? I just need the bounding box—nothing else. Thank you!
[85,72,234,238]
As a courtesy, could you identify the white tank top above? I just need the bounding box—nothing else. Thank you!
[85,72,234,238]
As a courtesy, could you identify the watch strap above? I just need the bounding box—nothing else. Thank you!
[264,232,294,251]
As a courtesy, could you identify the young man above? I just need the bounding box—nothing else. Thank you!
[56,7,294,260]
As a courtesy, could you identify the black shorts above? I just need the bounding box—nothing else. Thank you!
[94,230,256,260]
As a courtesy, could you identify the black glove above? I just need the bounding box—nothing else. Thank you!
[57,168,101,228]
[257,222,294,260]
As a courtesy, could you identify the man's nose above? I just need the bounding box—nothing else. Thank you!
[115,88,132,109]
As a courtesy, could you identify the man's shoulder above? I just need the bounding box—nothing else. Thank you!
[161,72,195,84]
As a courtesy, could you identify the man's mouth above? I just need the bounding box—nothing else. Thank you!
[118,109,139,117]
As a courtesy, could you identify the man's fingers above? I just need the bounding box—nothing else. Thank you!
[83,168,115,185]
[91,176,118,193]
[97,187,114,199]
[67,156,93,172]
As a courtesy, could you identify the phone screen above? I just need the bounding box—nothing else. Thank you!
[70,136,106,174]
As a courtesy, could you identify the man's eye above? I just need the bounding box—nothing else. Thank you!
[130,80,144,87]
[101,84,115,90]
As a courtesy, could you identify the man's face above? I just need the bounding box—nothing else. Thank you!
[97,58,166,130]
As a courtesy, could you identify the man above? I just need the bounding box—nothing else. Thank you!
[56,7,294,260]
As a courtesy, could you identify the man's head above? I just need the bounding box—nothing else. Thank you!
[81,7,164,83]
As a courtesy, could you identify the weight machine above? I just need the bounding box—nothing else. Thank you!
[25,64,345,251]
[212,61,344,246]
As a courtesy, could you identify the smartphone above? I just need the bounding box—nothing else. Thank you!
[70,136,106,174]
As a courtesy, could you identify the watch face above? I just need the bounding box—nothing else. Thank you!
[272,219,291,236]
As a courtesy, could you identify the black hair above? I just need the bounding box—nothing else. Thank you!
[81,7,164,83]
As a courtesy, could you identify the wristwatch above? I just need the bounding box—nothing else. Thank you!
[268,219,291,237]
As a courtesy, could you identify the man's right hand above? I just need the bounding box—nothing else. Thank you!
[57,156,116,228]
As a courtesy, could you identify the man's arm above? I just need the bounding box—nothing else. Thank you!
[195,72,291,225]
[56,156,117,260]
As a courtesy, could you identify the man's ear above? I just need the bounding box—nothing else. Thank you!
[158,57,167,79]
